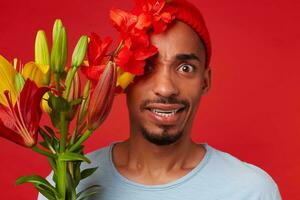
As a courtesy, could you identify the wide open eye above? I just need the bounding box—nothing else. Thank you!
[177,63,195,73]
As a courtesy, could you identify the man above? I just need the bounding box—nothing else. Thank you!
[39,0,281,199]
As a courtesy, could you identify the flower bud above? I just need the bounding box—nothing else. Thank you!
[51,20,68,74]
[77,80,91,125]
[72,35,88,68]
[65,71,81,120]
[35,30,51,85]
[52,19,63,42]
[87,61,116,130]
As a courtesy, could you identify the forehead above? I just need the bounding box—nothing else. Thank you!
[150,21,205,62]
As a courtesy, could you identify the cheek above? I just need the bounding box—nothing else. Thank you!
[126,83,145,114]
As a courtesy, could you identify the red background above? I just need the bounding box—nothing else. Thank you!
[0,0,299,199]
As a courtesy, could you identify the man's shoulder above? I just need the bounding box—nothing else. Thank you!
[82,143,112,167]
[205,144,280,198]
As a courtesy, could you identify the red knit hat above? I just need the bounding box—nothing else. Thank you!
[169,0,211,66]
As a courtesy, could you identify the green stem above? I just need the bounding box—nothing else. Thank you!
[68,129,93,152]
[56,112,69,199]
[54,73,62,95]
[63,67,77,99]
[32,146,56,158]
[56,158,66,199]
[59,112,69,152]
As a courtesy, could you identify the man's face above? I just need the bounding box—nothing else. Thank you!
[126,21,211,145]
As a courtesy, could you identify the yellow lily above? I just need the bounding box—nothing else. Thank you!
[116,67,135,90]
[22,62,50,87]
[0,55,18,106]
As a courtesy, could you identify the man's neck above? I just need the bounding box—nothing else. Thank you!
[112,134,206,185]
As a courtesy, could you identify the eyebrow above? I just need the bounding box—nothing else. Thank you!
[175,53,202,63]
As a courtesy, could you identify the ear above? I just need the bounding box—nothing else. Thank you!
[201,67,211,95]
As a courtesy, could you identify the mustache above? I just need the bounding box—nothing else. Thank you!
[140,97,190,111]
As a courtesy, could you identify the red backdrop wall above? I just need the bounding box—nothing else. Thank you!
[0,0,299,199]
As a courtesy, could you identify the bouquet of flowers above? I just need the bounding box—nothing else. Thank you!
[0,0,177,199]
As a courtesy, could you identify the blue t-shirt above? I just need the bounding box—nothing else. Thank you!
[38,143,281,200]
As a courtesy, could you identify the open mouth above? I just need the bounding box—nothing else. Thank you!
[144,103,187,124]
[149,108,184,117]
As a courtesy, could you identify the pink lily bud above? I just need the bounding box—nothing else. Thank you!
[87,61,116,131]
[65,71,81,120]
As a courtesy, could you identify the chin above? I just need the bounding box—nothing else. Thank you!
[140,125,184,146]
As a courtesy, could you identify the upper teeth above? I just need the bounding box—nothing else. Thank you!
[151,109,179,117]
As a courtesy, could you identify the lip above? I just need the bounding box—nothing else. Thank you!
[145,103,185,111]
[145,104,186,125]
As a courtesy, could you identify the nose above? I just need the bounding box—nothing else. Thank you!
[152,66,179,98]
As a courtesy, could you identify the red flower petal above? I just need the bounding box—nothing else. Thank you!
[115,46,133,68]
[110,9,137,31]
[136,13,152,30]
[88,33,112,66]
[0,80,48,147]
[81,64,106,87]
[0,118,25,146]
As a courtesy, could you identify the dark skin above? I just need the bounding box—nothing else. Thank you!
[112,21,211,185]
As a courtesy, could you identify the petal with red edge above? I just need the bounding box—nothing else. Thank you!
[0,119,26,147]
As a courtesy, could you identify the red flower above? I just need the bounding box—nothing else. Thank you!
[115,42,157,75]
[81,33,112,86]
[133,0,177,33]
[0,80,49,147]
[110,9,138,33]
[110,9,158,75]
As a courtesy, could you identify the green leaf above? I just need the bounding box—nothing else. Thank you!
[48,157,57,173]
[74,162,82,186]
[70,98,83,106]
[44,125,59,144]
[58,152,91,163]
[50,110,61,129]
[16,175,60,198]
[80,167,98,180]
[66,167,77,199]
[52,172,58,185]
[34,184,57,200]
[76,185,101,200]
[39,141,49,149]
[71,35,88,67]
[39,127,55,151]
[49,95,70,112]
